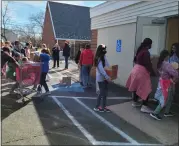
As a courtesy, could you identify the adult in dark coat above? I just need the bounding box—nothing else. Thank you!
[52,43,60,68]
[12,41,21,57]
[63,41,71,69]
[75,44,85,64]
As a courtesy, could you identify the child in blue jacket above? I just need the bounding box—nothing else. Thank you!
[37,49,51,96]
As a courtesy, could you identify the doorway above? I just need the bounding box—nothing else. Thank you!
[166,16,179,108]
[166,16,179,51]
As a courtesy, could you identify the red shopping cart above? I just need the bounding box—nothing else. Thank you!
[15,62,42,103]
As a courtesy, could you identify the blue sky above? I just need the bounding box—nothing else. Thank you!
[2,1,104,27]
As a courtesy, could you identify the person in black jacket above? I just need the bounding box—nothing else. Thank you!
[21,46,26,57]
[12,41,21,57]
[75,43,85,64]
[63,41,71,69]
[75,44,85,85]
[52,43,60,68]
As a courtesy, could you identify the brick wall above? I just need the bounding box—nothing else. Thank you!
[91,29,98,53]
[42,4,56,50]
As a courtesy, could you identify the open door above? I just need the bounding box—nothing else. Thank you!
[135,16,167,97]
[135,16,167,55]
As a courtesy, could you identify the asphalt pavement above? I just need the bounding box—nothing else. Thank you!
[1,60,161,145]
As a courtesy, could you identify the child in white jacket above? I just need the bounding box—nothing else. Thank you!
[93,44,111,112]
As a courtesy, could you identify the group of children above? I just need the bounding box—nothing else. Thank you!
[126,39,179,121]
[76,41,179,117]
[1,41,51,97]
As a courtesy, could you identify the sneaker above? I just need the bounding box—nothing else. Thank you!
[94,107,99,111]
[94,107,104,112]
[104,107,111,112]
[35,92,42,97]
[140,105,152,113]
[132,102,142,107]
[150,113,162,120]
[82,86,88,89]
[164,112,174,117]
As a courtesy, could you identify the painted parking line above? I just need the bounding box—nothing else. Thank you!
[51,95,132,100]
[73,97,139,145]
[52,96,97,145]
[94,141,161,146]
[52,96,161,146]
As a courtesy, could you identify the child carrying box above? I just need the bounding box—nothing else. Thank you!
[93,44,112,112]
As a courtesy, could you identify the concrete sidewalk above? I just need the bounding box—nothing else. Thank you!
[108,101,178,145]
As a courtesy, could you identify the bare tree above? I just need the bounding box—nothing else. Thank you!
[29,11,45,35]
[12,23,42,46]
[1,1,11,41]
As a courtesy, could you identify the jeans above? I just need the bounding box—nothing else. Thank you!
[53,58,59,67]
[132,92,149,106]
[64,56,69,69]
[82,65,92,87]
[40,72,49,92]
[79,67,82,82]
[96,81,108,109]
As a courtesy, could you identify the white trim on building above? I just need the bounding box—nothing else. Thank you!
[91,1,179,29]
[56,38,91,41]
[48,2,57,39]
[90,1,141,18]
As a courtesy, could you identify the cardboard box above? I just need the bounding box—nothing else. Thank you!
[90,65,118,80]
[105,65,118,80]
[61,77,71,86]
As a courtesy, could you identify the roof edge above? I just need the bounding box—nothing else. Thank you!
[48,1,90,8]
[90,1,141,18]
[48,1,57,39]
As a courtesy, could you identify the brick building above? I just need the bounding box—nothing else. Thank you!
[42,1,97,57]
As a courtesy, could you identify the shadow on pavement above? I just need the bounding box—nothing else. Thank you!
[31,94,90,145]
[1,93,32,120]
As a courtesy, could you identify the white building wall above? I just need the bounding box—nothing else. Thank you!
[97,23,136,86]
[91,1,179,29]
